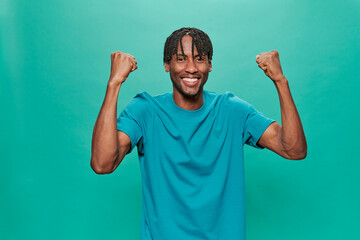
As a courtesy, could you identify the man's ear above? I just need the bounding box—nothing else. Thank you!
[209,60,212,72]
[164,62,170,72]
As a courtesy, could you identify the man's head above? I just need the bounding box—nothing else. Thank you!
[163,27,213,64]
[164,28,213,98]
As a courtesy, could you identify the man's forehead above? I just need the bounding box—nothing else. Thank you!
[177,37,195,48]
[175,51,206,57]
[175,40,202,55]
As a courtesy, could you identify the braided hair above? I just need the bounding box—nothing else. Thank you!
[163,27,213,64]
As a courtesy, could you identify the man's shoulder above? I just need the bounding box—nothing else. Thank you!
[124,92,154,112]
[127,91,171,112]
[206,91,251,109]
[133,91,170,101]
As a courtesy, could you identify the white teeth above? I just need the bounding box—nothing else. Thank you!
[182,78,198,83]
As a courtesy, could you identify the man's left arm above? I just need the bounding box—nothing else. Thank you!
[256,50,307,160]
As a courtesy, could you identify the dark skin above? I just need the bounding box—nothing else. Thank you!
[164,35,212,111]
[90,51,135,174]
[255,50,307,159]
[90,36,306,174]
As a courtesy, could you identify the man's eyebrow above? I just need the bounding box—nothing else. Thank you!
[194,54,204,57]
[176,54,204,57]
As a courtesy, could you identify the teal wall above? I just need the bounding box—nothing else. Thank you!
[1,0,359,239]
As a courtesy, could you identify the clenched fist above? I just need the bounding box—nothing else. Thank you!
[256,50,285,82]
[108,51,138,86]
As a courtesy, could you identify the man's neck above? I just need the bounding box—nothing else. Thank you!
[172,90,204,111]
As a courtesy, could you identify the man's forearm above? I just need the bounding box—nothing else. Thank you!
[274,77,307,158]
[91,83,122,173]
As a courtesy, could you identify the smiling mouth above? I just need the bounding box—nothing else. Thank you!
[182,77,199,83]
[181,77,200,87]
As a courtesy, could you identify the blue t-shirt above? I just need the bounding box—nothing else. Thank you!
[117,90,275,240]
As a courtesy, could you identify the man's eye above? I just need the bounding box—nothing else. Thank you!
[177,58,184,61]
[196,57,204,61]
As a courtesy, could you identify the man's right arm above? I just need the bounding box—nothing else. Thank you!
[90,51,138,174]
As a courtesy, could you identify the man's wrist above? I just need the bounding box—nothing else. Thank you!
[106,81,122,97]
[273,75,288,85]
[107,79,123,89]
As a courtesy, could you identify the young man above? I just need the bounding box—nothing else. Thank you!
[91,27,307,240]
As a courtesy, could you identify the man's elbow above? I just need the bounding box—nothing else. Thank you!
[286,151,307,160]
[280,138,307,160]
[285,146,307,160]
[90,157,115,174]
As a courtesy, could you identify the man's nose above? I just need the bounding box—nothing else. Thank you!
[185,59,198,73]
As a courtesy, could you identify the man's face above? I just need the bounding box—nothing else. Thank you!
[165,35,212,98]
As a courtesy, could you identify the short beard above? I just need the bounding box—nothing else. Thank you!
[171,79,201,99]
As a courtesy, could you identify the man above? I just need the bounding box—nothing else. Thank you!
[91,27,307,240]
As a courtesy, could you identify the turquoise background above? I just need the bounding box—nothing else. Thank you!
[1,0,359,239]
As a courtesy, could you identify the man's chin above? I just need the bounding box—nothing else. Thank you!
[181,85,203,98]
[172,80,203,99]
[180,88,201,98]
[183,93,198,98]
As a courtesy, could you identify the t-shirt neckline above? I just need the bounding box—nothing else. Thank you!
[169,91,208,117]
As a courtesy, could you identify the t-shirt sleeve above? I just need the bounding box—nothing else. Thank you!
[243,104,275,149]
[227,92,275,149]
[117,93,147,153]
